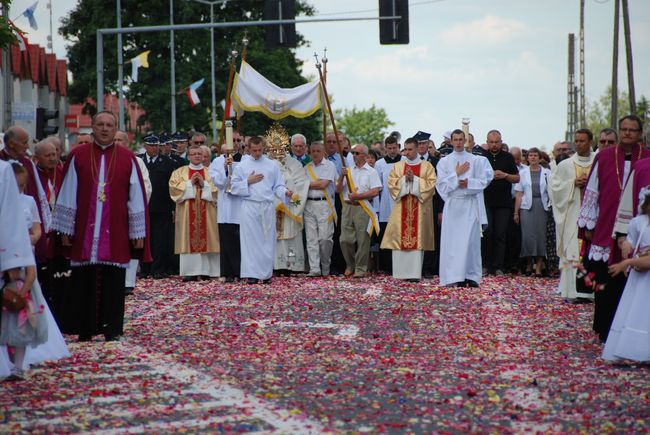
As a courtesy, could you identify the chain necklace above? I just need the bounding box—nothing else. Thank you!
[90,143,118,202]
[614,144,642,191]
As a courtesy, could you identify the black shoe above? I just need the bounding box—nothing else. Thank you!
[78,335,93,342]
[262,278,272,284]
[455,281,468,287]
[152,272,167,280]
[182,276,198,282]
[125,287,134,296]
[104,334,120,342]
[200,275,211,281]
[246,278,259,284]
[465,280,479,288]
[225,277,235,283]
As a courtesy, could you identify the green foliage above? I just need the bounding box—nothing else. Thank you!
[586,86,648,137]
[335,104,393,145]
[59,0,320,140]
[0,1,19,50]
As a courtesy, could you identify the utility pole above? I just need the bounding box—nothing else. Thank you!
[566,34,577,141]
[170,0,177,131]
[2,3,12,130]
[47,0,54,52]
[610,0,620,129]
[579,0,585,127]
[621,0,635,115]
[117,0,126,131]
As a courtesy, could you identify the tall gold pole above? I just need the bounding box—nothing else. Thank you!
[321,48,328,142]
[236,36,249,135]
[314,53,345,168]
[219,49,238,146]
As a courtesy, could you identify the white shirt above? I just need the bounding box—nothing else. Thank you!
[375,155,405,222]
[306,158,337,200]
[208,155,242,224]
[340,162,382,201]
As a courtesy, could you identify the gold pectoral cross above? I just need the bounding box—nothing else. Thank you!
[98,182,107,202]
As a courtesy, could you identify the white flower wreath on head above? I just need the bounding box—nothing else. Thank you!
[638,185,650,214]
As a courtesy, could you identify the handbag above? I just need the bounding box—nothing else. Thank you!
[2,286,26,312]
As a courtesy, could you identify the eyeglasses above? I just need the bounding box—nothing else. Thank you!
[620,128,641,134]
[351,151,361,155]
[234,138,243,142]
[193,141,205,145]
[599,139,616,145]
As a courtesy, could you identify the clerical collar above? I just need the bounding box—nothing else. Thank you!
[384,155,401,163]
[577,154,591,162]
[189,163,203,170]
[95,141,113,150]
[406,157,420,165]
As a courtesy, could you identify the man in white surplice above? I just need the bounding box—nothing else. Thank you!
[437,129,493,287]
[548,128,595,300]
[230,136,293,284]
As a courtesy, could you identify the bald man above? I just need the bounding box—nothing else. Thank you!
[0,126,51,264]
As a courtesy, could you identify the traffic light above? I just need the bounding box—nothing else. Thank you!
[36,107,59,140]
[379,0,409,45]
[264,0,297,49]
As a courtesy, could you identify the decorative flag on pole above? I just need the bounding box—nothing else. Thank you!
[186,79,205,107]
[22,1,39,30]
[231,61,322,120]
[220,99,238,119]
[130,50,151,83]
[15,28,29,51]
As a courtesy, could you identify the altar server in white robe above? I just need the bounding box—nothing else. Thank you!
[380,138,436,280]
[209,144,245,282]
[548,128,595,300]
[437,129,493,287]
[230,136,293,284]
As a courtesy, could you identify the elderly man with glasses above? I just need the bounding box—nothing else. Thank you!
[335,144,382,278]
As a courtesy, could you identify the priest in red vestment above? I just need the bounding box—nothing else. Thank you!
[52,111,151,342]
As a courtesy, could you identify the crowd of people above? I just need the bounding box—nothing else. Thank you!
[1,111,649,382]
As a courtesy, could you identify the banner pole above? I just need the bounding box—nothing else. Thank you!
[219,49,238,146]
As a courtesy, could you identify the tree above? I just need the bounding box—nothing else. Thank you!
[586,86,648,137]
[0,2,20,50]
[59,0,321,141]
[335,104,393,146]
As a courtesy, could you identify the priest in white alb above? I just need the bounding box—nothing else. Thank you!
[380,138,436,281]
[169,145,220,281]
[230,134,293,284]
[271,146,310,274]
[548,128,595,300]
[436,129,493,287]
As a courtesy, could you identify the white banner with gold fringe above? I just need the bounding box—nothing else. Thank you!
[231,61,322,120]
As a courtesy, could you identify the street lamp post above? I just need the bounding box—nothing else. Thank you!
[187,0,227,143]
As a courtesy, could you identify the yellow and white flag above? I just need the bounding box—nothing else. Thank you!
[231,61,321,120]
[130,50,151,83]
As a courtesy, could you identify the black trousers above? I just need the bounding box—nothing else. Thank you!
[330,195,345,274]
[68,265,126,337]
[483,206,511,272]
[589,259,627,342]
[219,223,241,278]
[149,211,173,275]
[378,222,392,274]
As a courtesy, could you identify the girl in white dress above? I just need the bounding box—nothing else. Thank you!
[1,163,69,381]
[603,190,650,362]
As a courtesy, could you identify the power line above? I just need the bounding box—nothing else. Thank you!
[312,0,446,18]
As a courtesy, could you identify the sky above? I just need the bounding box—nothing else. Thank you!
[11,0,650,150]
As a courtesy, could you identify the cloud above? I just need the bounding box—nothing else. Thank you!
[440,14,529,46]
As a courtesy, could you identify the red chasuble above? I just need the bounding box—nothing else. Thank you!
[400,163,421,250]
[188,167,209,253]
